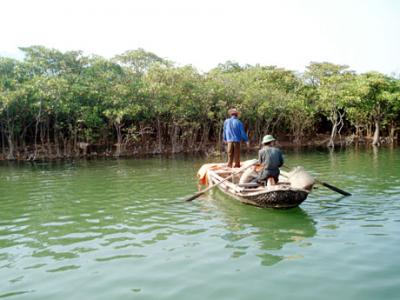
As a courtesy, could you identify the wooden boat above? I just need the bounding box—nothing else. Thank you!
[201,162,313,209]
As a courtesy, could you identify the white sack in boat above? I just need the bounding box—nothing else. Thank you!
[239,166,258,184]
[239,159,259,184]
[286,166,315,191]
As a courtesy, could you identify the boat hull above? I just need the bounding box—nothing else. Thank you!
[216,185,309,208]
[208,169,309,209]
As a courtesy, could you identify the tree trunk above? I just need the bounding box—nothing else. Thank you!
[1,123,6,157]
[328,121,338,148]
[139,122,147,152]
[216,123,223,154]
[366,124,372,139]
[328,110,340,148]
[372,119,380,146]
[170,123,180,153]
[47,117,52,158]
[67,125,75,156]
[337,111,345,145]
[293,123,302,145]
[73,127,78,156]
[388,122,396,144]
[355,125,362,138]
[156,118,162,153]
[114,123,123,157]
[5,119,15,160]
[19,126,29,159]
[37,121,46,159]
[54,118,61,158]
[63,136,68,157]
[254,119,261,142]
[33,104,42,160]
[197,123,209,151]
[6,132,15,160]
[290,112,304,145]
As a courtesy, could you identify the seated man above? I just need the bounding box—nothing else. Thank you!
[253,135,284,186]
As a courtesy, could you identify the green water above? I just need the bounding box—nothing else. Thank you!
[0,147,399,299]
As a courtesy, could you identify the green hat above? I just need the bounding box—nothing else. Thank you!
[262,135,275,144]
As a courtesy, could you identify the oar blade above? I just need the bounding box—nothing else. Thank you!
[184,191,205,202]
[320,181,351,196]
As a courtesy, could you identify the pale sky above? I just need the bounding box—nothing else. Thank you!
[1,0,399,74]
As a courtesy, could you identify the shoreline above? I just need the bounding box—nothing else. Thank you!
[0,135,397,162]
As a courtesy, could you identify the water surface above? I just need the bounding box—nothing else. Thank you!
[0,147,399,299]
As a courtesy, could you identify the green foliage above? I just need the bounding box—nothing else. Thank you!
[113,48,171,75]
[0,46,399,159]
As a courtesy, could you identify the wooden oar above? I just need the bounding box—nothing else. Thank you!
[185,161,258,202]
[282,165,351,196]
[315,179,351,196]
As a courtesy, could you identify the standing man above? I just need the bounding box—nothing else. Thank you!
[223,108,249,168]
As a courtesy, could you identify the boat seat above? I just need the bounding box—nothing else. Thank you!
[238,182,259,188]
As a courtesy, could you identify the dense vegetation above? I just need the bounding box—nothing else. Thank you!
[1,46,399,160]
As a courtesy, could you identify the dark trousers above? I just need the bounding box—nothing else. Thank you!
[227,142,241,168]
[253,169,280,184]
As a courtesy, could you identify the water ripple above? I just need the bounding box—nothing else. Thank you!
[1,151,400,300]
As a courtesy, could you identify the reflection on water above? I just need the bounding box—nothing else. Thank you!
[203,189,316,266]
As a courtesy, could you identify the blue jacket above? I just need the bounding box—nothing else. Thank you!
[223,116,248,142]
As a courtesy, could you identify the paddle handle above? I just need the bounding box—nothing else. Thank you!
[185,175,232,202]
